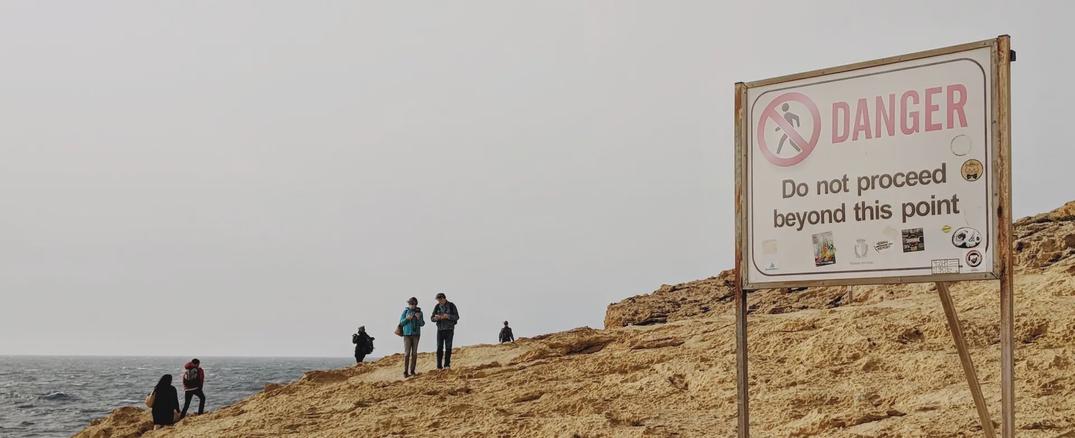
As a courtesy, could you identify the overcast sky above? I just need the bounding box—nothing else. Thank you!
[0,1,1067,357]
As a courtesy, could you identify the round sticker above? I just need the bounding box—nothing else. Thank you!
[950,135,972,156]
[966,250,983,267]
[961,159,983,182]
[952,227,982,249]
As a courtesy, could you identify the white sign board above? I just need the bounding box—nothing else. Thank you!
[741,45,999,288]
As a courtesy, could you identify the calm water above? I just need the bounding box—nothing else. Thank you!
[0,356,355,437]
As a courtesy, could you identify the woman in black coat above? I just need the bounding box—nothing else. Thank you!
[150,374,181,427]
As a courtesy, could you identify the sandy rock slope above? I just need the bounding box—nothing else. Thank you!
[78,202,1075,437]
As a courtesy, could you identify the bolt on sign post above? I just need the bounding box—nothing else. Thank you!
[733,36,1013,437]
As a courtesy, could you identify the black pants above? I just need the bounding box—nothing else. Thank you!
[355,352,367,363]
[436,329,454,368]
[181,389,205,416]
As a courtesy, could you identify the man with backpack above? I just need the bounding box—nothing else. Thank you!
[499,321,515,343]
[430,292,459,369]
[352,326,374,364]
[180,358,206,418]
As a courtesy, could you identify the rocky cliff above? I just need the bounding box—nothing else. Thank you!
[77,202,1075,437]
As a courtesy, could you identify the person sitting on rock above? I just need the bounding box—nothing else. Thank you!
[149,374,181,428]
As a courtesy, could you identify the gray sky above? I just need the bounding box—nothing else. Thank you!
[0,1,1067,357]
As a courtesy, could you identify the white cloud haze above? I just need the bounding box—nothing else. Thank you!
[0,1,1068,356]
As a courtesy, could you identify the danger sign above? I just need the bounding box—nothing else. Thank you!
[738,42,1002,288]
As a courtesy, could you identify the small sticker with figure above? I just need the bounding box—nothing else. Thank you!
[813,231,836,267]
[902,228,925,252]
[966,250,983,267]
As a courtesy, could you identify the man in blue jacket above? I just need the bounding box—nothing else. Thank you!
[430,292,460,369]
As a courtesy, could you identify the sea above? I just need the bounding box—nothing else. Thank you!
[0,356,355,438]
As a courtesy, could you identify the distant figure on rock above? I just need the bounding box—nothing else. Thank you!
[148,374,181,428]
[352,326,374,364]
[499,321,515,343]
[431,292,460,369]
[180,358,206,418]
[399,297,424,378]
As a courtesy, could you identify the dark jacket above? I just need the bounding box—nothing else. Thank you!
[499,326,514,343]
[182,363,205,391]
[353,332,374,354]
[151,385,180,425]
[431,301,459,331]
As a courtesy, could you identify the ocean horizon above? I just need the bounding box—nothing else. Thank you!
[0,355,357,437]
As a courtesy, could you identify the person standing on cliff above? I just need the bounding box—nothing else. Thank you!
[399,297,424,378]
[353,326,374,364]
[180,358,206,418]
[499,321,515,343]
[430,292,459,369]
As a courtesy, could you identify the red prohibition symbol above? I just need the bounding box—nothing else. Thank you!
[757,92,822,167]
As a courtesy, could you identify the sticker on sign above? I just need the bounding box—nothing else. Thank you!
[931,258,961,274]
[738,42,1001,288]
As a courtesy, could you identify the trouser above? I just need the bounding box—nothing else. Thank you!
[403,335,420,374]
[355,351,367,363]
[181,389,205,416]
[436,329,454,368]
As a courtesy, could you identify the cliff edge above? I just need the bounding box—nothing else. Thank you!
[78,201,1075,437]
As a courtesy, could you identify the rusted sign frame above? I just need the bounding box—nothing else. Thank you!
[733,35,1014,437]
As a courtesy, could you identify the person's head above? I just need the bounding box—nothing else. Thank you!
[358,326,365,333]
[407,297,418,308]
[781,103,789,112]
[435,292,446,304]
[155,374,172,391]
[503,321,509,327]
[191,358,200,367]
